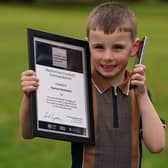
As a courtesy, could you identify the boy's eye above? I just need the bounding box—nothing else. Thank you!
[113,44,125,50]
[93,44,104,49]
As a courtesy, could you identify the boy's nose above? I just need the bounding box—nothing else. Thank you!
[103,50,114,61]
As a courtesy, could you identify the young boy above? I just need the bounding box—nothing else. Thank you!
[20,1,165,168]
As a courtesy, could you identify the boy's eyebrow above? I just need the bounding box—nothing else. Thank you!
[90,43,104,48]
[90,42,103,44]
[90,42,104,45]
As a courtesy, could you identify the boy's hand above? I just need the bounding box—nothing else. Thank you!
[21,70,39,96]
[130,64,147,95]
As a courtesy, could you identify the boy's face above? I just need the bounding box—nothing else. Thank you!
[88,29,137,83]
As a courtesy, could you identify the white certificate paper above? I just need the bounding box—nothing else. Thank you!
[36,65,88,137]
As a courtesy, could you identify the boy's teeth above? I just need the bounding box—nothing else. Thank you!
[103,65,115,67]
[101,64,117,69]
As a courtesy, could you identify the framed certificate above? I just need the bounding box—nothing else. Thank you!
[27,28,95,144]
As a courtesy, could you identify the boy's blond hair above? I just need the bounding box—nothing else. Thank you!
[86,1,137,41]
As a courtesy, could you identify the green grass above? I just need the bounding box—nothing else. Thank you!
[0,2,168,168]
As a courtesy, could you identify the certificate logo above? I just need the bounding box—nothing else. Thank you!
[52,47,67,68]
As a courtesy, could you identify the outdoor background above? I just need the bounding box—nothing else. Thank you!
[0,0,167,167]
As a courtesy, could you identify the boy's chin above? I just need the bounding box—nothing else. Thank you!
[96,70,114,79]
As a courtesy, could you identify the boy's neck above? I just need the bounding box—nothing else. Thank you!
[107,72,126,87]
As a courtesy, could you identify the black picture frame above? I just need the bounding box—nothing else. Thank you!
[27,28,95,145]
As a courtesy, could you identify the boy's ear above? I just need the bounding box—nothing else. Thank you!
[130,38,141,57]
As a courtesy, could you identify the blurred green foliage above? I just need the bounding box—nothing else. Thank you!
[0,0,168,4]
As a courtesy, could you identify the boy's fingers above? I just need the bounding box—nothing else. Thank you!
[131,80,145,86]
[131,73,145,81]
[21,70,35,76]
[20,70,39,96]
[133,65,146,72]
[21,80,39,88]
[132,67,146,77]
[21,75,39,82]
[21,70,39,83]
[134,64,146,69]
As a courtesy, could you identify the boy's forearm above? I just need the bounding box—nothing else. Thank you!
[19,95,33,139]
[137,93,165,153]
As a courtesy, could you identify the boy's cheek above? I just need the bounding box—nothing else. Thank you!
[90,55,96,64]
[117,56,129,65]
[90,57,98,68]
[91,58,96,66]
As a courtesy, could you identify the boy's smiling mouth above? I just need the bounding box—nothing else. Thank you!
[101,64,117,71]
